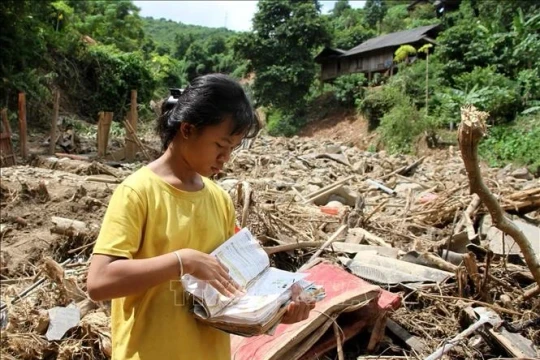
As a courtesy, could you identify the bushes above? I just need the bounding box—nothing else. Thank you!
[357,86,402,130]
[453,66,521,123]
[266,108,304,137]
[379,99,424,154]
[332,73,367,106]
[479,114,540,174]
[74,45,156,120]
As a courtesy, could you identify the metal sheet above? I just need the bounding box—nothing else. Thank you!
[341,253,453,286]
[487,220,540,259]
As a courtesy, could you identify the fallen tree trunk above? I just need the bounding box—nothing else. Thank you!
[51,217,98,238]
[458,105,540,289]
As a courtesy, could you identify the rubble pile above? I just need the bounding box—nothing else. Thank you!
[1,133,539,359]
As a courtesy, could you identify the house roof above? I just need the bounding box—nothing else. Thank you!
[342,24,440,57]
[314,47,346,63]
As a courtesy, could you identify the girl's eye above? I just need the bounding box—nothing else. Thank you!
[216,143,225,149]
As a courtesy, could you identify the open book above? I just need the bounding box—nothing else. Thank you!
[181,228,325,337]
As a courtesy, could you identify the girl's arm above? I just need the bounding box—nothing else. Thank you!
[87,249,243,301]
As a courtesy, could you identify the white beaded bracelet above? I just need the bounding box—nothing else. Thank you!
[173,251,184,278]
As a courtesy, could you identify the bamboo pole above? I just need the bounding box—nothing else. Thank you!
[49,90,60,155]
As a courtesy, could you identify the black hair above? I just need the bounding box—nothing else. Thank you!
[157,73,260,152]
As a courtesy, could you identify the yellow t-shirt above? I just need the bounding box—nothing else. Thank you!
[93,166,235,360]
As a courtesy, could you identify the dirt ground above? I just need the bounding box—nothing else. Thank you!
[1,112,539,359]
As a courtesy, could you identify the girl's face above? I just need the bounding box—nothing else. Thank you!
[175,116,244,177]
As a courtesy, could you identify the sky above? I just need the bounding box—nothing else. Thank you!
[134,1,366,32]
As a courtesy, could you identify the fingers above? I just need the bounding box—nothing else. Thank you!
[211,278,236,298]
[211,271,244,298]
[215,257,229,273]
[301,302,311,320]
[214,257,244,293]
[290,283,302,301]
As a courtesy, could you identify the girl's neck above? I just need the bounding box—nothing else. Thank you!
[149,149,202,190]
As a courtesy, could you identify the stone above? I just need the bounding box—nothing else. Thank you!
[313,185,357,207]
[305,184,321,195]
[394,183,423,194]
[325,200,345,209]
[511,167,533,180]
[497,163,513,179]
[327,195,348,205]
[352,161,364,174]
[290,161,308,171]
[308,177,324,187]
[219,179,239,192]
[325,144,341,154]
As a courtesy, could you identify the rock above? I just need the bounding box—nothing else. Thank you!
[325,144,341,154]
[312,169,327,177]
[219,179,239,192]
[290,161,308,171]
[308,177,324,187]
[394,183,423,194]
[511,167,533,180]
[327,194,348,205]
[497,164,513,179]
[352,161,364,174]
[313,185,357,207]
[325,200,345,209]
[305,184,321,195]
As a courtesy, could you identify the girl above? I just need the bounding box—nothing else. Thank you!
[87,74,314,360]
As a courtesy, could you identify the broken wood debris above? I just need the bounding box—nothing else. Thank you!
[1,123,538,360]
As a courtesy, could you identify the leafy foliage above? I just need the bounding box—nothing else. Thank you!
[357,86,403,130]
[332,74,367,106]
[394,45,417,62]
[233,0,330,135]
[328,4,375,50]
[479,115,540,174]
[364,0,387,29]
[379,98,424,154]
[266,108,303,137]
[0,0,252,125]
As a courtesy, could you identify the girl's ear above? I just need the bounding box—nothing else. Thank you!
[179,123,195,139]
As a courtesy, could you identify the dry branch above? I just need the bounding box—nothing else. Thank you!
[458,105,540,289]
[299,225,347,271]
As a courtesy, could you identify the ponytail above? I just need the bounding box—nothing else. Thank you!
[155,74,260,152]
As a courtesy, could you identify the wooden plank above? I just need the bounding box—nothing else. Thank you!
[123,119,151,161]
[49,90,60,155]
[125,89,138,161]
[97,112,105,156]
[18,92,28,159]
[97,111,113,157]
[1,108,16,167]
[1,108,12,135]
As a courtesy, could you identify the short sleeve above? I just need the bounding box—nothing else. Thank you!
[92,184,146,259]
[225,192,237,237]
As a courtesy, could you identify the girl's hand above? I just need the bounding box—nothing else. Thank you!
[178,249,244,298]
[281,283,316,324]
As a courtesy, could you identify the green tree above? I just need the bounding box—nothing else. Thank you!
[330,7,375,49]
[364,0,387,31]
[332,0,351,17]
[381,4,408,33]
[71,0,144,52]
[234,0,331,115]
[394,44,416,63]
